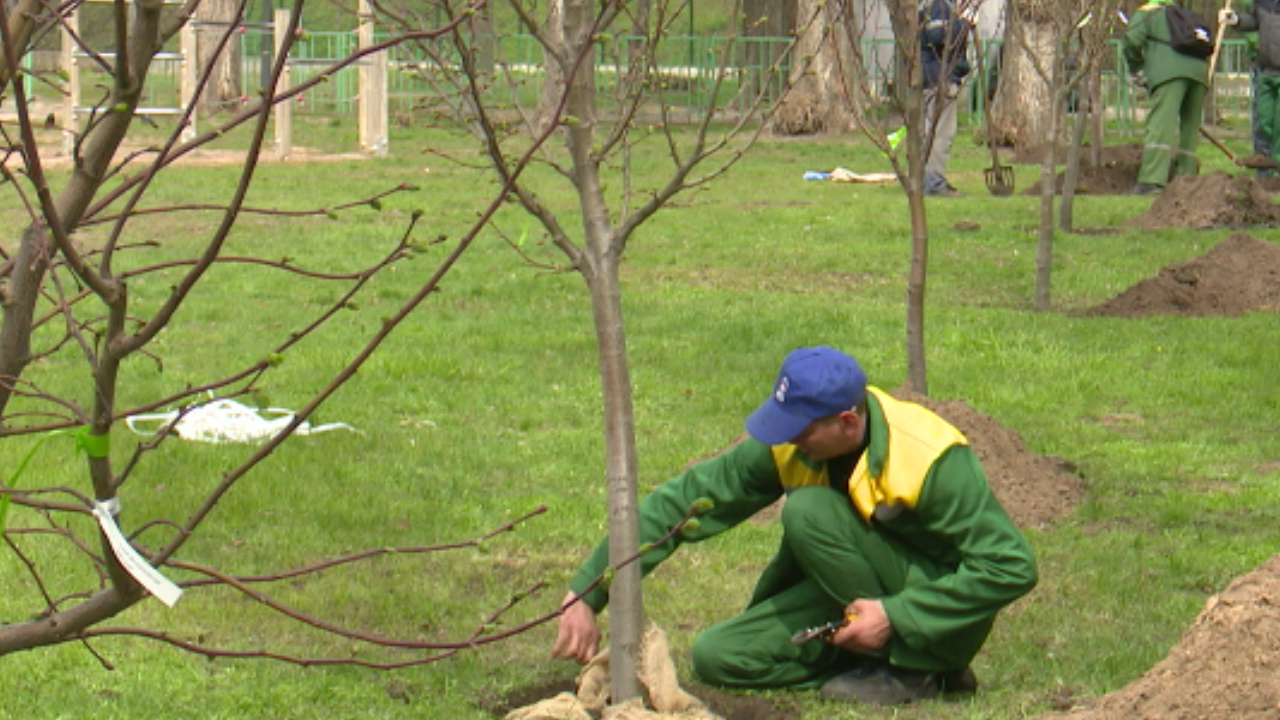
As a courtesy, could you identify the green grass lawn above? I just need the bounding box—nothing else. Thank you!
[1,116,1278,720]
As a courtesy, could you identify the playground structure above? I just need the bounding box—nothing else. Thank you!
[59,0,388,158]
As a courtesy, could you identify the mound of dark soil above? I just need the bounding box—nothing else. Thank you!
[1087,233,1280,317]
[1018,143,1142,196]
[1128,172,1280,230]
[893,389,1084,530]
[1022,163,1137,196]
[1033,554,1280,720]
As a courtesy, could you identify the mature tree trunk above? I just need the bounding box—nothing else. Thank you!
[194,0,243,115]
[990,0,1058,149]
[770,0,861,135]
[742,0,795,103]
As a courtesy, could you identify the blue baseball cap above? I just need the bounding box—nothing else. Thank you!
[744,346,867,445]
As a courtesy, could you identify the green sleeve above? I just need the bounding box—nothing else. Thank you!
[879,445,1038,652]
[1124,7,1155,70]
[568,438,783,612]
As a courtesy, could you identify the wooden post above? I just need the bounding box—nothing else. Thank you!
[180,22,198,142]
[272,8,292,160]
[357,0,387,156]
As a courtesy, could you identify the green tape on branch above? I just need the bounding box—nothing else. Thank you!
[75,426,111,458]
[887,126,906,153]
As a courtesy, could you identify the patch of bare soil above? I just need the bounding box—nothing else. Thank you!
[1086,232,1280,317]
[1011,142,1143,167]
[1018,143,1143,197]
[1127,172,1280,230]
[1032,554,1280,720]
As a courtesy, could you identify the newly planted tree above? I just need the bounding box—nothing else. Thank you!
[370,0,797,701]
[781,0,976,393]
[1005,0,1122,308]
[0,0,562,665]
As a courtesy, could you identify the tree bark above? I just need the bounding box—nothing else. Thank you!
[882,0,929,393]
[1035,57,1063,311]
[536,0,568,135]
[560,0,642,703]
[742,0,794,104]
[990,0,1059,149]
[770,0,862,135]
[194,0,243,115]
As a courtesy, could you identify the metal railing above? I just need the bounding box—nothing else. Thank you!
[51,32,1257,136]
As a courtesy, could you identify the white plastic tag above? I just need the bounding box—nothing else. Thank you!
[93,500,183,607]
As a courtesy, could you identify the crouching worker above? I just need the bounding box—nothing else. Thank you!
[551,346,1038,705]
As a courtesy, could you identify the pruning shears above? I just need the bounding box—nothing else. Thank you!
[789,613,857,645]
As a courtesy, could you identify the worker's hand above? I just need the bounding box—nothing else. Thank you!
[1219,8,1239,26]
[551,591,600,664]
[829,598,893,653]
[944,81,962,100]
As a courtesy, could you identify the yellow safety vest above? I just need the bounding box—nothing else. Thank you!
[769,387,968,520]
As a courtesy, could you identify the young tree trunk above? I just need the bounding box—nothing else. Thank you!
[1090,64,1103,166]
[770,0,862,135]
[883,0,929,393]
[559,0,643,702]
[1059,107,1086,232]
[1035,59,1063,311]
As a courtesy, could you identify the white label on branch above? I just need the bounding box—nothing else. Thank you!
[93,500,184,607]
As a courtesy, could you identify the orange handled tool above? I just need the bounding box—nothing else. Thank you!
[789,613,858,645]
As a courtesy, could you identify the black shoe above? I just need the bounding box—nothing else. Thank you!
[926,185,962,198]
[1129,182,1162,195]
[818,662,977,705]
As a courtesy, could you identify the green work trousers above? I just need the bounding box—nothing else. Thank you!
[1138,78,1204,186]
[1255,72,1280,167]
[689,487,978,688]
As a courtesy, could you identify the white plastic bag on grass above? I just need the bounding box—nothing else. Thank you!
[126,397,359,444]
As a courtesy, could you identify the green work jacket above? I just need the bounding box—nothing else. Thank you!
[568,388,1038,659]
[1124,0,1212,88]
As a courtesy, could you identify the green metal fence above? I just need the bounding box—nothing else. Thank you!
[118,30,1258,134]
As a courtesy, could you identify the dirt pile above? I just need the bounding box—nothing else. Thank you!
[1128,172,1280,230]
[1014,144,1280,207]
[1034,554,1280,720]
[1087,232,1280,317]
[1019,143,1142,196]
[895,390,1084,530]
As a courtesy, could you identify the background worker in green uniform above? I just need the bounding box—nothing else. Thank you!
[1220,0,1280,175]
[551,346,1038,706]
[1124,0,1210,195]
